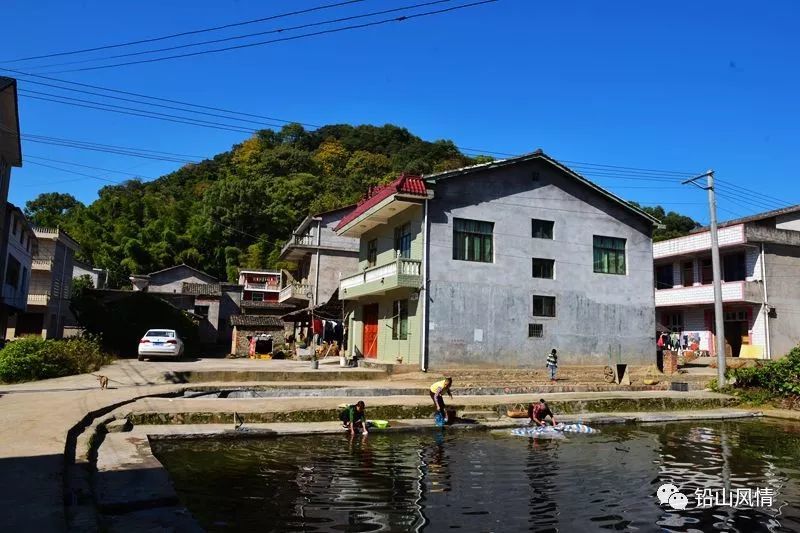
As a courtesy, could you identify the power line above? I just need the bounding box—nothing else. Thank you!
[25,160,126,185]
[1,0,369,64]
[43,1,500,74]
[715,177,795,209]
[24,155,157,179]
[29,0,456,71]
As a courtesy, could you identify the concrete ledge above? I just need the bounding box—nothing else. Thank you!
[164,369,385,383]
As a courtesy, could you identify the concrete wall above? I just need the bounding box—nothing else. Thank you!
[319,211,359,252]
[232,326,285,356]
[764,243,800,357]
[149,266,216,293]
[426,159,656,367]
[315,250,358,303]
[775,211,800,232]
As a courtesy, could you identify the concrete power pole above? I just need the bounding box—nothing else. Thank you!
[683,170,726,385]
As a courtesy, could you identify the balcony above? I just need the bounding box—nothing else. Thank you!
[31,258,54,271]
[244,282,280,292]
[655,281,762,308]
[279,283,313,304]
[339,257,422,300]
[27,292,50,307]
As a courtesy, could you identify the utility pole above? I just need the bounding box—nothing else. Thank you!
[683,170,726,385]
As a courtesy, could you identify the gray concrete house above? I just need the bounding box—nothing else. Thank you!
[73,259,109,289]
[1,204,37,334]
[654,205,800,360]
[278,206,359,307]
[337,151,659,368]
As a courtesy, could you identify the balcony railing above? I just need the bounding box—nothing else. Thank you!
[654,281,761,307]
[31,258,54,270]
[293,234,315,246]
[278,283,313,303]
[340,257,422,296]
[244,282,280,292]
[27,292,50,306]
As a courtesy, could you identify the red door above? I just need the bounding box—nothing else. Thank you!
[362,304,379,358]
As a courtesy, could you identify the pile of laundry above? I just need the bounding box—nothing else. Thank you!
[511,423,598,439]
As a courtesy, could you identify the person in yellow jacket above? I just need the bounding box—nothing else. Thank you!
[430,377,453,423]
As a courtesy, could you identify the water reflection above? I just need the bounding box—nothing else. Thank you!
[153,419,800,532]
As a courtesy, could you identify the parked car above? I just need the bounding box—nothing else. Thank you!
[137,329,184,361]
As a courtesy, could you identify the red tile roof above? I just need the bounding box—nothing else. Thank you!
[335,174,428,231]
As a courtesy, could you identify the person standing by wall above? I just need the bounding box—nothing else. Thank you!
[546,349,558,383]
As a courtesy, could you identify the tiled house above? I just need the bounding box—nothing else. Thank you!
[1,204,37,334]
[238,270,282,303]
[278,206,359,307]
[8,227,80,339]
[654,205,800,359]
[336,151,660,369]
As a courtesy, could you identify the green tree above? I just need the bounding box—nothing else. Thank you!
[24,192,84,228]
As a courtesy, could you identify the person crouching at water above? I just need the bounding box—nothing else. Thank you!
[340,401,368,435]
[528,399,557,427]
[430,377,453,423]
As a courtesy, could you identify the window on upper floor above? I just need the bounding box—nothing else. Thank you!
[528,323,544,338]
[194,305,210,318]
[453,218,494,263]
[21,267,27,292]
[392,299,409,340]
[682,261,694,287]
[532,258,555,279]
[532,219,554,239]
[11,217,18,237]
[723,252,746,282]
[655,264,674,289]
[394,223,412,259]
[532,295,556,317]
[701,258,713,284]
[5,255,20,288]
[251,292,264,302]
[366,239,378,267]
[663,311,684,332]
[593,236,626,275]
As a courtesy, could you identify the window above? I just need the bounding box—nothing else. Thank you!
[701,258,713,284]
[723,252,746,282]
[532,295,556,317]
[392,299,409,340]
[11,217,17,236]
[21,267,27,292]
[251,292,264,302]
[532,258,554,279]
[5,255,20,287]
[593,236,626,275]
[528,323,544,338]
[453,218,494,263]
[366,239,378,267]
[655,264,674,289]
[663,312,684,332]
[682,261,694,287]
[532,219,554,239]
[724,310,747,322]
[194,305,210,318]
[394,223,412,259]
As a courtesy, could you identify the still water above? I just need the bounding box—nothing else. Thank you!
[153,419,800,532]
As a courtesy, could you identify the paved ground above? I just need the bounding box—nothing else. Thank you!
[0,357,766,532]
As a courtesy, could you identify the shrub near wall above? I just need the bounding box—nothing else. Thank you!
[0,336,113,383]
[731,346,800,396]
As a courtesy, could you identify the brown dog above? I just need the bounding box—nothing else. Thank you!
[96,375,109,390]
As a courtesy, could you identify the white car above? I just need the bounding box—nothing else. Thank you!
[137,329,184,361]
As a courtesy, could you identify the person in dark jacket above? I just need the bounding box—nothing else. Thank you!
[339,401,368,435]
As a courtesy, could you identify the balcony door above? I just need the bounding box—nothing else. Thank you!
[362,304,379,358]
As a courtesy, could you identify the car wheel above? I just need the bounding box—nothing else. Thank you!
[138,354,144,361]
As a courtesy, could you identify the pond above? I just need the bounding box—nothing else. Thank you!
[153,419,800,532]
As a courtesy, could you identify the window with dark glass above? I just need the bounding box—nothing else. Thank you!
[394,223,412,259]
[453,218,494,263]
[367,239,378,267]
[532,219,554,239]
[663,311,684,332]
[5,255,20,287]
[593,236,626,275]
[532,258,554,279]
[655,264,674,289]
[528,323,544,338]
[723,252,746,281]
[682,261,694,287]
[194,305,210,318]
[251,292,264,302]
[392,299,408,340]
[701,258,713,284]
[532,295,556,317]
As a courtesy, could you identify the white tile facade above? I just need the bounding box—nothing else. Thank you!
[653,224,746,259]
[654,281,746,307]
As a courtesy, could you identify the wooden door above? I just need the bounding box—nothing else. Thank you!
[362,304,379,358]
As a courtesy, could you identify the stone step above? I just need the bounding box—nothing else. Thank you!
[163,369,386,383]
[460,410,502,420]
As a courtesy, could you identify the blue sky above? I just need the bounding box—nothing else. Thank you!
[3,0,798,224]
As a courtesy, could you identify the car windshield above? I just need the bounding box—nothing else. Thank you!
[146,330,175,338]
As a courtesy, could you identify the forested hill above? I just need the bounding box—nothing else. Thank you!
[23,123,698,288]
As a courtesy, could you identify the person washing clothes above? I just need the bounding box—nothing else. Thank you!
[546,349,558,383]
[430,377,453,424]
[339,401,368,435]
[528,399,558,427]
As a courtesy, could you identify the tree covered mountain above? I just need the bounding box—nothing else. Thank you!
[23,123,699,287]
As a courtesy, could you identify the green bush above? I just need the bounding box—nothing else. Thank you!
[731,346,800,396]
[0,335,113,383]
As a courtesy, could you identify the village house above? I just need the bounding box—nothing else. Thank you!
[7,226,79,339]
[1,204,37,335]
[129,264,242,345]
[73,258,109,289]
[0,77,23,338]
[238,269,282,302]
[278,206,359,307]
[654,205,800,359]
[335,151,660,369]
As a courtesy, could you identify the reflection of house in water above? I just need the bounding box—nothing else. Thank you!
[654,206,800,359]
